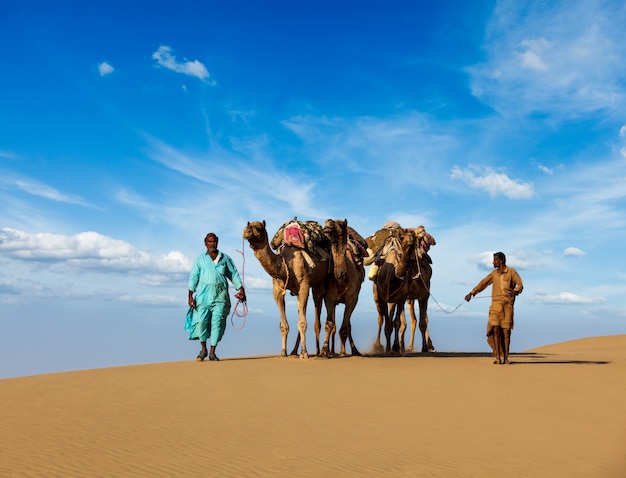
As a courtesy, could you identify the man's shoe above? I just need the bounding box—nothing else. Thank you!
[209,353,219,361]
[197,350,208,361]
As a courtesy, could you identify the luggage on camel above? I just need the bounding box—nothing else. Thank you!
[365,222,436,280]
[346,226,369,263]
[271,218,330,266]
[364,221,403,267]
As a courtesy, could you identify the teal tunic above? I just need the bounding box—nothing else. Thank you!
[186,251,243,345]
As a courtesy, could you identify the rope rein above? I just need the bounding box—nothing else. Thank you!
[410,249,510,315]
[230,238,249,330]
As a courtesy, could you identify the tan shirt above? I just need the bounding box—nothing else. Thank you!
[471,266,523,303]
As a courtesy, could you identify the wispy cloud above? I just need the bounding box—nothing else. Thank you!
[537,165,554,175]
[98,61,114,76]
[469,1,626,119]
[1,176,94,207]
[152,45,213,83]
[0,151,17,160]
[143,135,325,221]
[450,166,535,199]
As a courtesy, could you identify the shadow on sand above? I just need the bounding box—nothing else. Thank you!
[221,351,610,365]
[361,351,610,365]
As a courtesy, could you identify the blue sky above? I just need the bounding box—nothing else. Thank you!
[1,0,625,378]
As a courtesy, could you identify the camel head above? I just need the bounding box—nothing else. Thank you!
[242,220,268,249]
[400,228,417,254]
[323,218,348,246]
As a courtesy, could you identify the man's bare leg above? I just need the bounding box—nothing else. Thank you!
[492,326,502,364]
[502,328,511,364]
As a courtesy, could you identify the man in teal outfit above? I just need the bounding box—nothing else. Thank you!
[187,232,246,361]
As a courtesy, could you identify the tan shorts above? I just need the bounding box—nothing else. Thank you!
[487,301,514,329]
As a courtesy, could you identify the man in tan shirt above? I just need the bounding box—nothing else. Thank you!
[465,252,523,364]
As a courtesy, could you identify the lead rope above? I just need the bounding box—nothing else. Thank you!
[230,238,249,330]
[411,249,497,314]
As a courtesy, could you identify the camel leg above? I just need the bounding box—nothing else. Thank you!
[320,299,336,358]
[391,304,402,354]
[296,282,310,359]
[425,322,434,352]
[373,286,385,354]
[418,296,433,353]
[406,299,417,353]
[340,301,361,357]
[380,301,394,354]
[398,304,407,354]
[312,286,325,357]
[273,284,289,357]
[330,315,337,356]
[322,319,336,358]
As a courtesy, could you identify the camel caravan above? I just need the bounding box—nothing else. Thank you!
[242,218,436,358]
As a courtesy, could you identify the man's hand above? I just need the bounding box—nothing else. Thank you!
[465,293,472,302]
[235,287,246,301]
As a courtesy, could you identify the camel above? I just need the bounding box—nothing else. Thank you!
[242,220,328,358]
[320,218,366,357]
[404,248,435,353]
[372,228,416,354]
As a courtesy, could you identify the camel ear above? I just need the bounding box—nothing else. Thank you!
[343,218,348,226]
[262,220,266,227]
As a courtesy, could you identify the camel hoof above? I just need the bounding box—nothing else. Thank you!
[351,348,362,357]
[300,351,309,359]
[406,346,414,353]
[281,351,287,358]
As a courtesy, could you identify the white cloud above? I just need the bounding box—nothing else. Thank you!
[619,124,626,137]
[621,147,626,160]
[0,228,192,274]
[451,166,535,199]
[518,38,549,71]
[564,247,585,257]
[537,164,553,175]
[118,294,179,305]
[534,291,604,304]
[98,61,114,77]
[152,45,212,83]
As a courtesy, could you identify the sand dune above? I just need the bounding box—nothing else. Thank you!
[1,335,625,477]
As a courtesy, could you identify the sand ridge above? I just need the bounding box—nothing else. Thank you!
[1,335,625,477]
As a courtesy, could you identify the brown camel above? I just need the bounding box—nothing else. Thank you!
[242,220,328,358]
[372,228,416,354]
[404,249,435,353]
[320,219,366,357]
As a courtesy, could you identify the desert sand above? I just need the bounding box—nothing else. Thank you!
[1,335,625,477]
